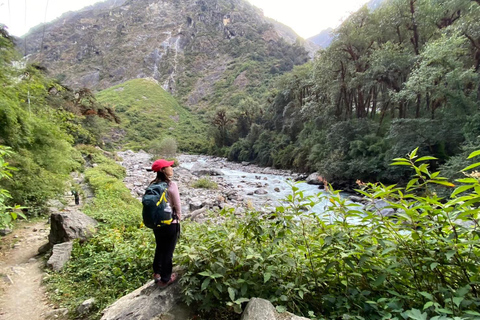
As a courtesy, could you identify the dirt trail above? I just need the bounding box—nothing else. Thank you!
[0,219,58,320]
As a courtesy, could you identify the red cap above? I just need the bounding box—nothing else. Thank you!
[151,159,175,172]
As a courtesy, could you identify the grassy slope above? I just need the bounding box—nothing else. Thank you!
[96,78,211,152]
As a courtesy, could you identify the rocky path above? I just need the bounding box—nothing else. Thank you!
[0,195,82,320]
[0,220,56,320]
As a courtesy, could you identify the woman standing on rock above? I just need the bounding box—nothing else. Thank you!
[150,159,181,288]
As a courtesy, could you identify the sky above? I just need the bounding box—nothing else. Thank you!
[0,0,369,39]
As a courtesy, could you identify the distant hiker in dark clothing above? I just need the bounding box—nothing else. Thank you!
[71,190,79,205]
[150,159,181,288]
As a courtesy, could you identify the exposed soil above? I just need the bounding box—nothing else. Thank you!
[0,218,57,320]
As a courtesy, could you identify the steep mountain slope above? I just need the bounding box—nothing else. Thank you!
[22,0,311,110]
[265,17,320,56]
[95,78,209,151]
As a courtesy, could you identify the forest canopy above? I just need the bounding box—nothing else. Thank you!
[223,0,480,189]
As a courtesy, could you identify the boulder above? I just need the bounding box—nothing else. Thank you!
[0,228,12,236]
[349,196,366,203]
[46,199,66,213]
[44,308,69,319]
[49,211,98,245]
[305,172,324,185]
[47,241,73,272]
[241,298,276,320]
[190,163,223,176]
[365,200,396,217]
[189,199,204,211]
[241,298,310,320]
[77,298,96,315]
[100,280,191,320]
[254,188,268,195]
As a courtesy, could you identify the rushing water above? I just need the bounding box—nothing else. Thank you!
[179,157,356,223]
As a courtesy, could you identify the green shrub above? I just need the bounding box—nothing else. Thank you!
[177,149,480,319]
[149,136,178,159]
[0,146,25,228]
[191,178,218,189]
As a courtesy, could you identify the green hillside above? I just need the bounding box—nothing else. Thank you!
[96,78,210,153]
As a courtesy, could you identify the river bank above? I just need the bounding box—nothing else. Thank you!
[118,150,328,220]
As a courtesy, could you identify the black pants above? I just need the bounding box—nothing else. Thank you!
[153,223,179,283]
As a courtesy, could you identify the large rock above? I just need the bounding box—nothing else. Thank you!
[190,163,224,176]
[305,172,324,185]
[254,188,268,195]
[0,228,12,236]
[47,241,73,272]
[77,298,96,315]
[365,200,396,217]
[100,280,191,320]
[241,298,276,320]
[241,298,310,320]
[49,211,98,245]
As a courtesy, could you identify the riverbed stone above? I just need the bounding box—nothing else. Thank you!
[306,172,323,185]
[189,199,203,211]
[254,188,268,195]
[190,162,224,176]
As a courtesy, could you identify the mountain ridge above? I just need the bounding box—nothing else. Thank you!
[20,0,313,111]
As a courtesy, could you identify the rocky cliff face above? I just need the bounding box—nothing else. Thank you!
[22,0,314,109]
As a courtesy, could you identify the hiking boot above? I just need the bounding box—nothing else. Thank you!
[153,273,161,284]
[157,273,177,288]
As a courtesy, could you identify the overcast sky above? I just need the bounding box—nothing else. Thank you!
[0,0,369,39]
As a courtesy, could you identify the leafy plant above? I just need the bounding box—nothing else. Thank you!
[177,149,480,319]
[191,178,218,189]
[0,146,25,228]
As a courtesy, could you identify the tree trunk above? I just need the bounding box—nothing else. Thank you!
[371,87,377,119]
[416,93,422,118]
[409,0,420,55]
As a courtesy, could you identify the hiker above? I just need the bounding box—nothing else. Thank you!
[71,189,80,205]
[149,159,181,288]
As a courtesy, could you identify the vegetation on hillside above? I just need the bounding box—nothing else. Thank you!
[222,0,480,190]
[95,78,211,153]
[0,27,102,213]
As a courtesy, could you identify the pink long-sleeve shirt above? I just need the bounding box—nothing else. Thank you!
[167,181,181,222]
